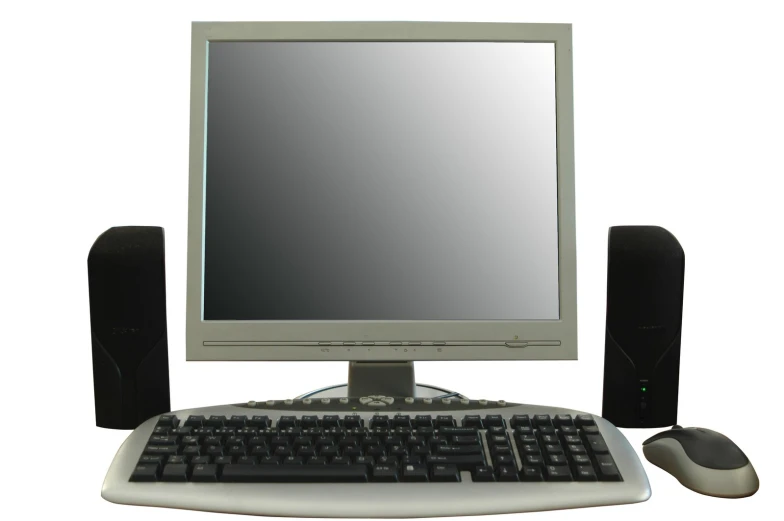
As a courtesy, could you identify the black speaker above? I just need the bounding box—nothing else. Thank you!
[602,226,684,428]
[88,226,171,429]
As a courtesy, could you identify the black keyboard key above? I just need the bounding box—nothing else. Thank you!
[533,414,552,427]
[330,456,351,465]
[191,464,219,482]
[435,415,455,428]
[215,456,233,465]
[343,415,363,428]
[300,415,319,428]
[370,415,390,428]
[487,426,506,436]
[167,455,188,465]
[426,454,485,471]
[354,456,373,468]
[430,464,460,482]
[585,435,610,454]
[307,456,327,465]
[462,415,483,428]
[322,415,341,428]
[152,426,171,436]
[205,415,226,427]
[206,446,224,458]
[544,444,563,454]
[414,415,433,428]
[595,454,622,481]
[172,426,193,436]
[161,463,189,482]
[221,464,369,482]
[568,444,587,455]
[436,445,483,456]
[320,446,339,459]
[227,445,246,457]
[439,427,477,437]
[520,444,541,455]
[496,465,519,481]
[130,464,160,482]
[193,427,214,437]
[237,456,258,465]
[249,415,271,428]
[182,446,201,458]
[510,414,530,428]
[365,445,385,459]
[191,455,211,465]
[547,454,567,465]
[472,466,495,482]
[553,414,573,427]
[144,444,178,456]
[540,434,559,445]
[228,415,248,427]
[452,435,479,445]
[516,434,537,445]
[521,466,544,482]
[371,465,398,482]
[283,456,304,465]
[563,435,582,445]
[181,435,200,446]
[491,445,512,456]
[524,455,544,467]
[278,416,298,429]
[572,454,592,466]
[487,435,508,446]
[157,414,179,427]
[148,435,178,445]
[575,465,598,481]
[544,465,572,481]
[138,455,164,467]
[582,425,601,435]
[494,454,515,466]
[402,463,429,482]
[393,415,412,428]
[260,455,280,465]
[484,415,505,428]
[560,426,578,436]
[184,415,205,427]
[575,414,595,426]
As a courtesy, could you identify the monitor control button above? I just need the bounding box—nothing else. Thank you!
[505,341,528,348]
[339,398,349,404]
[247,401,257,407]
[498,400,507,406]
[478,399,488,406]
[460,399,470,405]
[380,397,394,405]
[423,398,433,404]
[368,395,385,400]
[302,398,312,405]
[405,397,415,404]
[266,400,276,406]
[367,400,387,407]
[359,397,373,405]
[284,399,294,405]
[442,398,452,405]
[321,398,331,404]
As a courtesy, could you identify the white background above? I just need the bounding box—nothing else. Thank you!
[2,1,782,520]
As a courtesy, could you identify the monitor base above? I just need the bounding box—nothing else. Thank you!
[296,383,464,400]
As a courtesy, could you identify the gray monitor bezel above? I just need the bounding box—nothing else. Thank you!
[186,21,577,361]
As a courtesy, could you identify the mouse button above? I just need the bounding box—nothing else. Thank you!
[642,427,699,446]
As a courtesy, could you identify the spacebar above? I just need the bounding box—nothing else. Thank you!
[221,464,369,482]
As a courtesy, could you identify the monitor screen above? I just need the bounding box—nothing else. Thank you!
[203,41,559,321]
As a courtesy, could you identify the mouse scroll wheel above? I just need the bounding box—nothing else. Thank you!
[671,425,682,429]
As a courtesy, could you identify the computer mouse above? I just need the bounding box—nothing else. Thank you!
[642,425,759,498]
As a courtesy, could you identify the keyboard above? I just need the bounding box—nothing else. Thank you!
[102,397,650,517]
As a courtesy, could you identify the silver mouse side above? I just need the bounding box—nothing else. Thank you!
[643,426,759,498]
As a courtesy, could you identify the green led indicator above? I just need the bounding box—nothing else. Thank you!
[641,387,647,392]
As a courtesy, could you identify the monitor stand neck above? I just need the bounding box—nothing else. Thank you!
[347,361,415,397]
[296,361,461,399]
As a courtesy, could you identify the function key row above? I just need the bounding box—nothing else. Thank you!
[166,413,593,430]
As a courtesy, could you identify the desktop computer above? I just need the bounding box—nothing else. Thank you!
[100,21,653,516]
